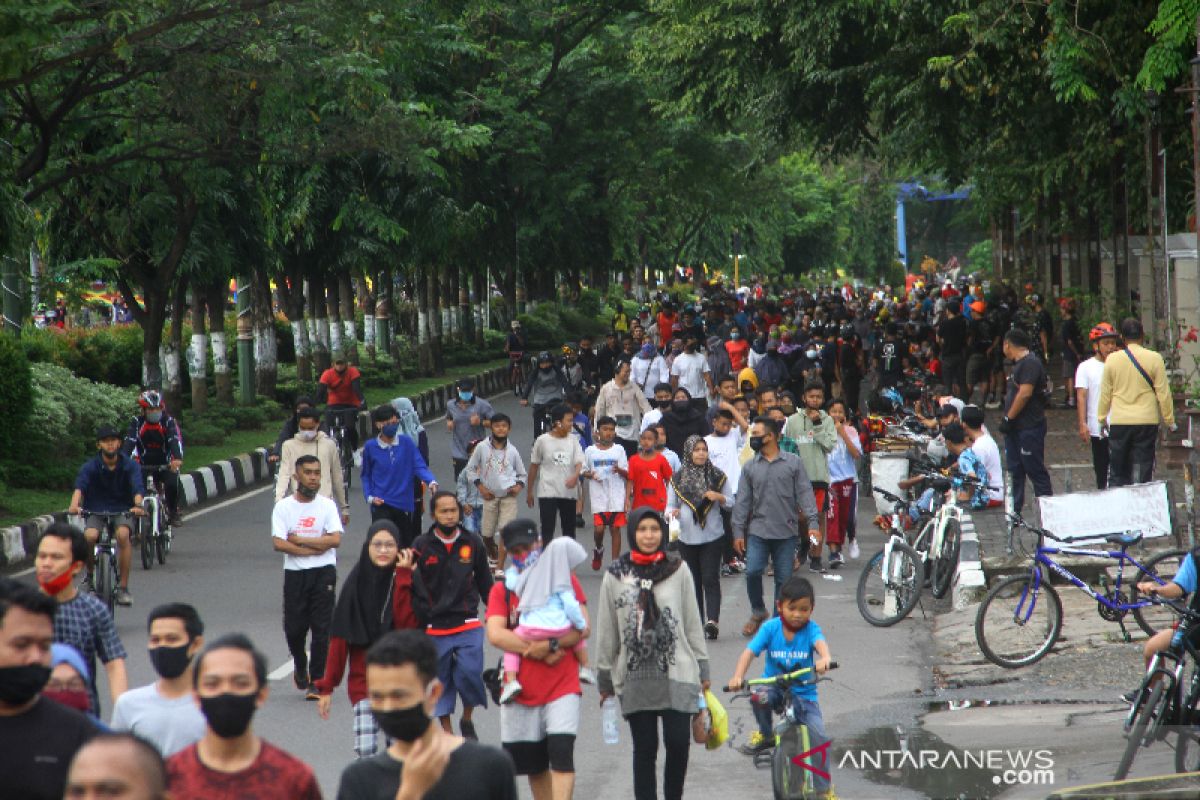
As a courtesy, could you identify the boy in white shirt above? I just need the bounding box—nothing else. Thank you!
[1075,324,1119,489]
[960,405,1004,506]
[582,416,629,571]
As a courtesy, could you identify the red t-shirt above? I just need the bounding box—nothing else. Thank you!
[725,339,749,371]
[627,453,672,512]
[486,575,587,706]
[319,366,361,406]
[167,740,321,800]
[656,312,676,346]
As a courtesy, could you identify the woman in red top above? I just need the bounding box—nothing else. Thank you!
[314,520,419,758]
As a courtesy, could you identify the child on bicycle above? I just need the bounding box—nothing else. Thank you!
[727,575,832,785]
[1132,551,1200,697]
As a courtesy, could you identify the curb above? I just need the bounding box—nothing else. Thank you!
[952,511,986,609]
[0,362,509,570]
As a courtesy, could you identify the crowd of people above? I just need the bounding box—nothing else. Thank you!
[2,273,1181,800]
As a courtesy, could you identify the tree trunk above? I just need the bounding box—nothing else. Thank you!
[375,267,392,360]
[430,266,445,374]
[189,286,208,413]
[208,279,233,404]
[460,266,474,346]
[416,264,433,375]
[327,275,343,361]
[356,267,376,362]
[253,267,278,397]
[138,284,168,391]
[309,272,331,372]
[161,280,185,414]
[339,272,357,364]
[472,270,485,347]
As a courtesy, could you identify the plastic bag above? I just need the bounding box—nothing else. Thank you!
[668,516,682,542]
[703,689,728,750]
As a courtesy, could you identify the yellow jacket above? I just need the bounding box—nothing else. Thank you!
[1097,343,1174,427]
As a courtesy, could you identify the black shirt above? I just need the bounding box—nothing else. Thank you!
[1004,353,1047,430]
[336,740,518,800]
[874,339,905,386]
[968,317,994,356]
[1060,318,1083,362]
[0,697,98,800]
[937,315,969,359]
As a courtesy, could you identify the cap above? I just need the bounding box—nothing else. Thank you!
[537,351,552,362]
[970,301,986,314]
[500,518,540,549]
[95,425,121,441]
[456,377,475,390]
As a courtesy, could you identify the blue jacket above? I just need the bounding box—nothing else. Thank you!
[361,435,436,511]
[75,453,142,513]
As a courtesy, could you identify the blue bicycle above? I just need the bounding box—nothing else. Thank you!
[974,514,1187,668]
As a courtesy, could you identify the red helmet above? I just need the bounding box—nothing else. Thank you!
[1089,322,1117,342]
[138,390,163,409]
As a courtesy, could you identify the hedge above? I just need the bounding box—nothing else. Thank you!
[0,334,32,463]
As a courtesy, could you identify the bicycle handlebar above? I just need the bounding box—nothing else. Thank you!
[872,487,901,503]
[1146,595,1200,622]
[722,662,839,693]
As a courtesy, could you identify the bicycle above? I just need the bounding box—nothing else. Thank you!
[137,471,172,569]
[75,510,124,616]
[1114,595,1200,780]
[725,663,840,800]
[974,513,1187,669]
[508,351,526,395]
[856,488,923,627]
[327,406,355,490]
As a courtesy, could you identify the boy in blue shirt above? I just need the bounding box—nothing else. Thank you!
[1132,550,1200,699]
[727,575,832,789]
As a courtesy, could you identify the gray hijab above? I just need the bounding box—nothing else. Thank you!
[515,537,587,613]
[389,397,424,444]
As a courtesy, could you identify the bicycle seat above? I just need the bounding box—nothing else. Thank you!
[1105,532,1143,547]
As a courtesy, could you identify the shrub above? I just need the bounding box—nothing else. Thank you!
[21,325,143,387]
[576,289,605,320]
[515,312,565,351]
[0,334,32,462]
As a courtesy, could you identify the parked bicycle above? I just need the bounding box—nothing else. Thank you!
[137,472,172,569]
[725,663,840,800]
[974,513,1186,669]
[74,510,123,616]
[1114,595,1200,780]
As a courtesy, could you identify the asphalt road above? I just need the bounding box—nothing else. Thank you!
[30,390,935,799]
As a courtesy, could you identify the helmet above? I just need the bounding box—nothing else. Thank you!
[138,390,163,410]
[1089,322,1118,341]
[537,351,552,363]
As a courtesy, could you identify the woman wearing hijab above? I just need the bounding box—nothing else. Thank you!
[705,335,732,386]
[660,387,710,458]
[667,436,730,640]
[314,520,419,758]
[631,341,669,400]
[390,396,431,541]
[596,508,709,800]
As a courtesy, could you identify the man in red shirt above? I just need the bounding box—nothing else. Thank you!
[626,429,673,513]
[317,355,365,453]
[724,330,749,372]
[656,304,677,350]
[166,633,321,799]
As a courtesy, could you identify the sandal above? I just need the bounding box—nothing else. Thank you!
[742,612,768,638]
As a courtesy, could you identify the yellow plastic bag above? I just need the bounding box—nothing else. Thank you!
[703,689,728,750]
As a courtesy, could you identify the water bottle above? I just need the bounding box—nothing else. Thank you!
[1172,625,1186,650]
[602,696,620,745]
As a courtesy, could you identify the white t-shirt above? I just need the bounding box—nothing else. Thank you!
[670,352,711,398]
[1075,356,1107,438]
[530,433,585,499]
[584,444,628,513]
[970,431,1004,502]
[704,430,744,497]
[271,494,343,570]
[111,683,208,756]
[640,407,664,433]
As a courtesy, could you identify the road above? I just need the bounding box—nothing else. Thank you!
[24,389,935,799]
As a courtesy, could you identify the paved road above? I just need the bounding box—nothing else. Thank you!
[28,390,935,799]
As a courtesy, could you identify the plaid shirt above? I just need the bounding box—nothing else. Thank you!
[54,592,127,714]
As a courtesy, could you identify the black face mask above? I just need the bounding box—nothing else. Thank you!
[748,436,765,452]
[657,399,671,409]
[149,643,193,679]
[373,702,432,743]
[672,400,690,413]
[492,435,508,446]
[199,692,258,738]
[0,664,50,706]
[297,484,318,499]
[436,522,458,537]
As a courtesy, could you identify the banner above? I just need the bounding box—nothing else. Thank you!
[1037,481,1172,544]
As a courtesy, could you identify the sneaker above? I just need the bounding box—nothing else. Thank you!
[592,547,603,571]
[114,588,133,606]
[704,621,719,640]
[460,719,478,741]
[305,684,321,701]
[738,730,774,755]
[294,669,309,692]
[809,558,825,574]
[1121,688,1143,704]
[720,563,734,578]
[729,558,746,574]
[985,399,1002,409]
[500,680,524,704]
[849,540,861,560]
[169,511,184,527]
[578,667,597,685]
[829,552,845,569]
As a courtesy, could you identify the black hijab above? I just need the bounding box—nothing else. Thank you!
[330,520,400,647]
[661,388,708,457]
[608,507,682,638]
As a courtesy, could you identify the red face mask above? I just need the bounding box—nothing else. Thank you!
[38,566,77,596]
[43,689,91,713]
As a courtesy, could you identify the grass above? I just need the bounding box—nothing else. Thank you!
[362,359,508,408]
[0,488,69,527]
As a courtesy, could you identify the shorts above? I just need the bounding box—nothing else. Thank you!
[1061,356,1079,379]
[593,512,627,529]
[430,627,488,717]
[85,514,133,536]
[966,353,989,387]
[501,693,581,774]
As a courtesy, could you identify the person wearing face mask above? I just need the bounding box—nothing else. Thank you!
[111,604,208,756]
[272,454,344,700]
[317,354,366,456]
[669,335,714,407]
[336,630,517,799]
[363,405,440,548]
[0,578,98,800]
[631,342,670,403]
[521,351,571,439]
[446,378,494,479]
[270,395,321,466]
[166,633,320,799]
[465,414,527,575]
[725,327,750,372]
[316,521,421,759]
[36,523,128,715]
[275,407,350,526]
[410,492,495,740]
[43,644,97,720]
[123,389,185,525]
[660,387,711,458]
[638,382,676,435]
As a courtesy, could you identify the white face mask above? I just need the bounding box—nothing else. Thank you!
[298,429,318,442]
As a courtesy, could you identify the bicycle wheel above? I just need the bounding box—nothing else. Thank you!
[1132,549,1189,637]
[975,574,1062,668]
[1174,685,1200,774]
[139,517,153,570]
[930,517,962,600]
[771,723,809,800]
[856,541,923,627]
[342,449,353,490]
[95,551,115,615]
[157,510,170,565]
[1115,682,1168,780]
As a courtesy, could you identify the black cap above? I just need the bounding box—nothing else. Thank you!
[936,404,959,418]
[96,425,121,441]
[537,351,552,362]
[457,377,475,390]
[500,519,540,549]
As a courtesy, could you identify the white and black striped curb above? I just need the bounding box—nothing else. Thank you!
[952,512,986,609]
[1,363,511,570]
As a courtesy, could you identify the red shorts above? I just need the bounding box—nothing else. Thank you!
[593,512,627,529]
